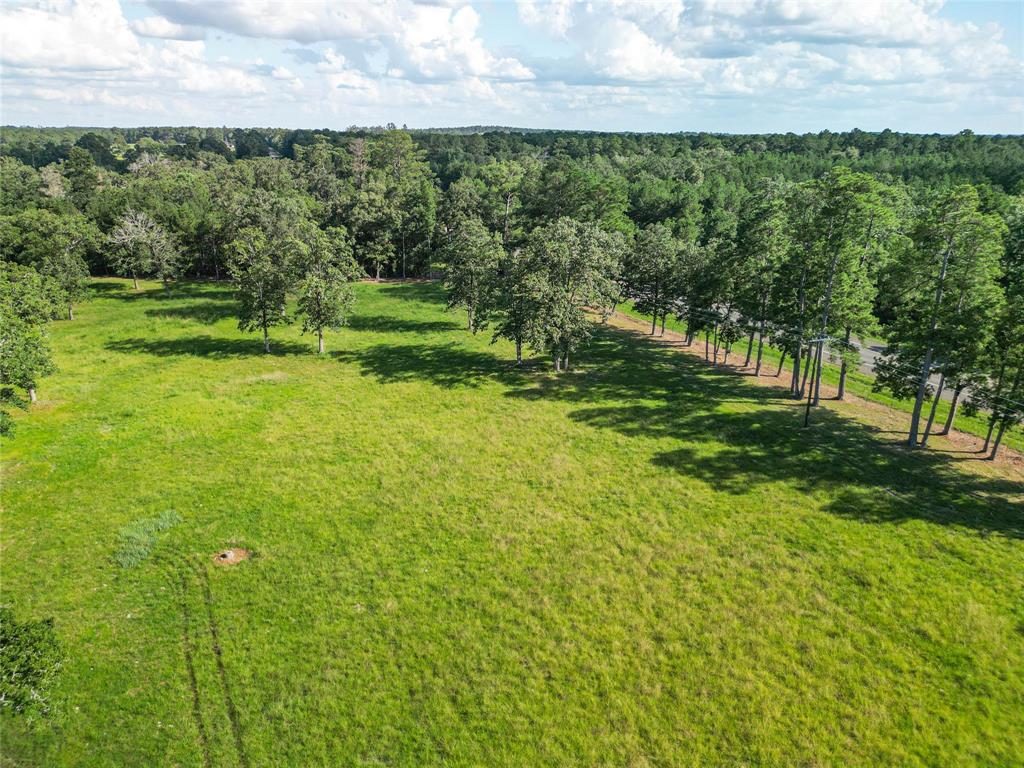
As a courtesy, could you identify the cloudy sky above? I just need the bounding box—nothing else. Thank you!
[1,0,1022,133]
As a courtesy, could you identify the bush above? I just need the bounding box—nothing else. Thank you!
[0,606,63,722]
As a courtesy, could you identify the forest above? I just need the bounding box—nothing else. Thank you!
[2,125,1022,455]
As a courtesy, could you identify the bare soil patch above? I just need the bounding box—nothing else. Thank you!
[213,548,251,566]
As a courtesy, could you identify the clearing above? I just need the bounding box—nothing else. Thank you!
[2,279,1022,767]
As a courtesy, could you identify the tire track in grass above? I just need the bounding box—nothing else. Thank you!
[160,555,250,768]
[196,564,251,768]
[170,565,214,768]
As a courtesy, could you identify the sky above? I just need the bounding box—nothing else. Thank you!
[1,0,1022,134]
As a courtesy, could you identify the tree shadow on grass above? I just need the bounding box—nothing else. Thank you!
[144,300,236,325]
[376,281,446,305]
[102,282,236,303]
[333,342,532,389]
[346,315,461,334]
[501,323,1024,538]
[105,336,309,358]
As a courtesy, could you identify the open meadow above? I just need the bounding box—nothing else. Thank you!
[2,279,1023,767]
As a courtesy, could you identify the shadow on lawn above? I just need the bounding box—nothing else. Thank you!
[332,342,533,388]
[504,324,1024,537]
[377,281,446,304]
[346,314,460,334]
[144,299,236,325]
[106,336,309,358]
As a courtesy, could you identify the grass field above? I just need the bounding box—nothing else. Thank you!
[619,302,1024,453]
[2,279,1023,767]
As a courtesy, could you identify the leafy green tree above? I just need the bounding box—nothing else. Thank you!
[875,185,1006,447]
[227,227,294,353]
[492,245,537,365]
[734,177,790,374]
[443,217,502,332]
[523,218,624,371]
[62,146,99,210]
[0,263,60,430]
[295,225,359,354]
[623,224,682,335]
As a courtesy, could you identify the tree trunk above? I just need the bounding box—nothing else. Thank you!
[754,321,766,376]
[811,340,825,406]
[776,348,787,377]
[704,334,710,361]
[988,418,1011,460]
[919,372,946,448]
[28,387,37,403]
[836,326,853,400]
[263,326,270,354]
[712,323,720,366]
[467,308,473,331]
[743,328,755,367]
[651,313,658,335]
[318,329,325,354]
[982,418,996,453]
[553,352,560,372]
[791,342,802,397]
[660,314,666,336]
[376,263,382,281]
[562,351,569,371]
[515,338,522,365]
[939,385,963,435]
[68,303,74,320]
[909,238,953,447]
[132,273,139,290]
[800,345,812,399]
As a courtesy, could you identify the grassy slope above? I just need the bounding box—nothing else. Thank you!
[619,301,1024,453]
[2,279,1022,767]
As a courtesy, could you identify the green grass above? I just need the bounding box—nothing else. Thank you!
[2,278,1023,767]
[620,301,1024,452]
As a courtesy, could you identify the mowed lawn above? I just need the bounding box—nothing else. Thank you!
[3,279,1023,767]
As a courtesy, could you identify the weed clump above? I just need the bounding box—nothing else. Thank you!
[112,510,181,568]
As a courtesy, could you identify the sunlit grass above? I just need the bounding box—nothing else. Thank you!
[2,279,1022,767]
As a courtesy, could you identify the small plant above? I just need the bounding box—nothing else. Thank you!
[0,606,64,723]
[112,510,181,568]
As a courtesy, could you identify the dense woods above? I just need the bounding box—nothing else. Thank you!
[1,125,1021,456]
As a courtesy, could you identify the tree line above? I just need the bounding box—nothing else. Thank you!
[0,126,1021,456]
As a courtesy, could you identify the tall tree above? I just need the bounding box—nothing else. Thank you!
[443,217,502,332]
[874,185,1005,447]
[523,218,624,371]
[227,227,294,353]
[295,225,359,354]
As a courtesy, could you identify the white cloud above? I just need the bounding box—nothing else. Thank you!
[131,15,205,41]
[1,0,140,70]
[0,0,1020,132]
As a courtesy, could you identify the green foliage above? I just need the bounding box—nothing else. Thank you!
[227,227,295,352]
[0,262,59,433]
[0,606,63,723]
[442,217,502,333]
[112,510,181,568]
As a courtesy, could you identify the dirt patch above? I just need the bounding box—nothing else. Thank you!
[212,548,251,566]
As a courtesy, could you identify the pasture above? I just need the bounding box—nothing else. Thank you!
[2,279,1022,766]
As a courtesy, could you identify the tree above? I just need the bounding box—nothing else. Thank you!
[623,224,682,335]
[109,210,181,289]
[443,217,502,333]
[492,245,537,365]
[295,226,359,354]
[522,218,624,371]
[734,178,790,375]
[0,208,99,319]
[874,185,1006,448]
[0,263,60,431]
[227,227,294,353]
[63,146,99,210]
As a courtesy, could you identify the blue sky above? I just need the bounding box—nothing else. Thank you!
[2,0,1021,133]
